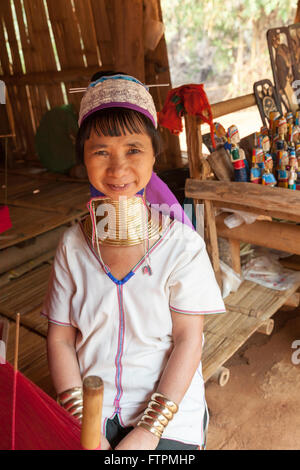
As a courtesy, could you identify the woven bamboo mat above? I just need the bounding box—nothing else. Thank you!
[6,320,55,398]
[202,279,300,381]
[0,264,51,337]
[0,171,90,250]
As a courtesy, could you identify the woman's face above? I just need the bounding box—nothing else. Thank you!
[84,128,155,200]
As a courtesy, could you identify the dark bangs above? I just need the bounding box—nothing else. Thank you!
[76,107,162,163]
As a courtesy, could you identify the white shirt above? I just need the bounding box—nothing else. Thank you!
[42,214,226,447]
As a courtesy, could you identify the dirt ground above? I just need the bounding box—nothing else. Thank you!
[205,307,300,450]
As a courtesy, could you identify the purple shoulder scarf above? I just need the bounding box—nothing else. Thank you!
[89,171,194,229]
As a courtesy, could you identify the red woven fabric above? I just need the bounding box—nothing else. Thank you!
[0,205,12,234]
[0,362,87,450]
[158,84,216,149]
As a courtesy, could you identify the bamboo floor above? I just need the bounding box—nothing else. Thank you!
[0,168,90,249]
[1,169,300,394]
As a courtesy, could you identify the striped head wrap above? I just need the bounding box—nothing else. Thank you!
[78,74,158,128]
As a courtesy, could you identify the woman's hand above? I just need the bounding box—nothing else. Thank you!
[115,426,159,450]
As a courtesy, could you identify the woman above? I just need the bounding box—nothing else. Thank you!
[42,72,226,450]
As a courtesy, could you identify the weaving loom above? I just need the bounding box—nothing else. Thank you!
[0,315,103,450]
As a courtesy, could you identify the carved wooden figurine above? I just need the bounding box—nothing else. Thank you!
[227,125,249,182]
[262,154,277,186]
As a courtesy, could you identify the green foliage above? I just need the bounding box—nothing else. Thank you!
[161,0,298,98]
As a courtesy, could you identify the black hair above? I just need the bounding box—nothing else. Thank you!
[76,71,163,164]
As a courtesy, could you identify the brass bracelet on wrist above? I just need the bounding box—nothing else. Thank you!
[137,421,162,439]
[57,386,83,422]
[151,392,179,414]
[136,392,179,440]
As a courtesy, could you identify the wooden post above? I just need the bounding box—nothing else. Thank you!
[229,239,241,275]
[184,115,222,289]
[81,376,104,450]
[295,0,300,23]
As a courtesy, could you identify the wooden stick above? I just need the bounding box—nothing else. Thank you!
[210,93,256,119]
[14,313,20,372]
[81,376,104,450]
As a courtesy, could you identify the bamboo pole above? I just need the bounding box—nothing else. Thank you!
[81,376,104,450]
[14,313,20,372]
[1,65,114,86]
[210,93,256,119]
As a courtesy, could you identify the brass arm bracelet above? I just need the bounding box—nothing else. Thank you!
[137,421,162,439]
[57,386,83,421]
[144,407,169,426]
[136,393,179,440]
[151,392,178,414]
[139,414,165,434]
[147,400,173,421]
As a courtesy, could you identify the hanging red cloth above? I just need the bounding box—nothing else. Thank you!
[158,84,216,149]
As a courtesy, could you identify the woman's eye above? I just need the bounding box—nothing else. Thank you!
[94,150,108,156]
[128,148,141,155]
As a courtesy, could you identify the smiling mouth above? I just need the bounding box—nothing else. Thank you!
[106,183,132,191]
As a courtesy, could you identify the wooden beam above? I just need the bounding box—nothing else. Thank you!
[211,200,300,225]
[215,213,300,256]
[0,65,114,86]
[185,179,300,223]
[210,93,256,119]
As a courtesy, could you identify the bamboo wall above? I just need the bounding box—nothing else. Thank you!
[0,0,181,168]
